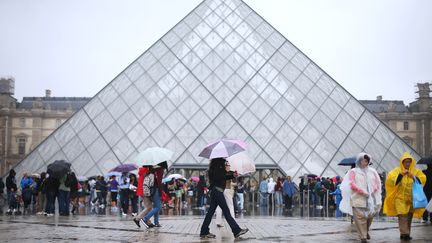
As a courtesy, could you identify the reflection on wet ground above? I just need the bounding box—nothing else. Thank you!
[1,203,431,242]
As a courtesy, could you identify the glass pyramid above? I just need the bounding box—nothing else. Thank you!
[13,0,419,178]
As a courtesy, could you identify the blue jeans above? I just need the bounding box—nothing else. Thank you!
[58,190,70,215]
[259,192,268,206]
[200,189,241,236]
[144,190,161,224]
[275,191,283,205]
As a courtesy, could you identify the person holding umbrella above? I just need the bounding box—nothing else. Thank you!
[139,163,166,228]
[199,157,249,239]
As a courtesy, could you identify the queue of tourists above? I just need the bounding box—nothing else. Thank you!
[1,150,431,242]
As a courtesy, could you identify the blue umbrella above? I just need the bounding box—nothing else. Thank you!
[338,156,357,166]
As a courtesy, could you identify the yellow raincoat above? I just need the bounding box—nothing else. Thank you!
[383,152,426,218]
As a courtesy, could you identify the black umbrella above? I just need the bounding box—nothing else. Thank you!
[338,156,357,166]
[47,160,71,178]
[418,157,432,165]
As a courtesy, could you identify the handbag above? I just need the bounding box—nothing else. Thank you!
[412,177,428,209]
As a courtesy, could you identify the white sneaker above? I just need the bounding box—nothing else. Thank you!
[122,213,127,216]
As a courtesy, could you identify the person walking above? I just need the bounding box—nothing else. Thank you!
[133,166,154,228]
[422,164,432,223]
[141,164,165,228]
[340,153,382,242]
[199,158,248,239]
[215,165,236,227]
[383,152,426,241]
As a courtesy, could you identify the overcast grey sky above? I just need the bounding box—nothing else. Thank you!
[1,0,432,105]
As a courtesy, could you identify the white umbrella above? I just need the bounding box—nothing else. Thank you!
[132,147,174,166]
[162,173,186,183]
[227,151,256,175]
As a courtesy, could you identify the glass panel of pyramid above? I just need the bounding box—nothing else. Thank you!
[12,0,420,178]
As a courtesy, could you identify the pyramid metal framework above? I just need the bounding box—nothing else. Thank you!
[13,0,418,178]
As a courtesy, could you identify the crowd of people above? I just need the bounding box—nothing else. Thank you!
[0,151,431,242]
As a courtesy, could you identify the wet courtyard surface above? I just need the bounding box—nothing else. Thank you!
[1,205,432,242]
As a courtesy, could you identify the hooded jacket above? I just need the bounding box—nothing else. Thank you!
[267,178,276,193]
[340,152,382,216]
[383,152,426,218]
[137,167,149,197]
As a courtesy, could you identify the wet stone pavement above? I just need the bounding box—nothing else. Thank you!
[1,207,432,242]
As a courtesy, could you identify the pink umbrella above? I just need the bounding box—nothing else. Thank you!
[198,139,246,159]
[190,176,200,182]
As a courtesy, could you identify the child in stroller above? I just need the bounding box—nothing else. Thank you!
[6,191,22,215]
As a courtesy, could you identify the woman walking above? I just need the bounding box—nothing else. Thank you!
[199,158,248,239]
[383,152,426,240]
[340,153,382,242]
[215,164,236,227]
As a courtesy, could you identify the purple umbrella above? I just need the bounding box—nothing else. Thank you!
[198,139,246,159]
[109,163,138,173]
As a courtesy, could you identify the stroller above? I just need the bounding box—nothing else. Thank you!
[6,192,22,215]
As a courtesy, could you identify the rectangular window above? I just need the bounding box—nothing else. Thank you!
[403,121,409,131]
[19,118,26,128]
[18,138,26,155]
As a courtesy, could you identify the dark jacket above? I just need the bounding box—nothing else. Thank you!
[423,165,432,199]
[0,177,4,193]
[6,174,17,192]
[45,176,60,193]
[69,176,79,193]
[208,159,235,191]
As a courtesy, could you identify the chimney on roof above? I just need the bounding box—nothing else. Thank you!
[376,95,382,101]
[45,89,51,98]
[416,82,431,112]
